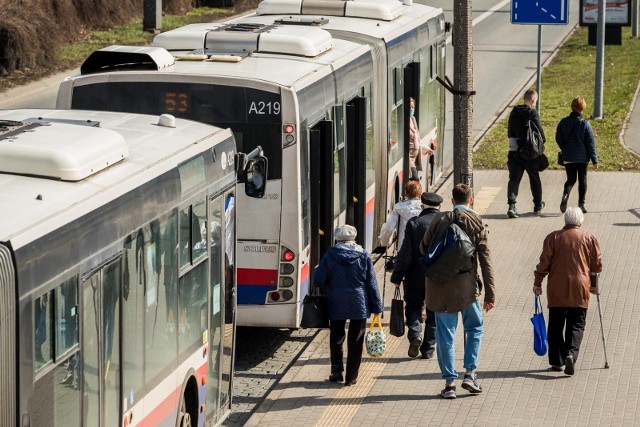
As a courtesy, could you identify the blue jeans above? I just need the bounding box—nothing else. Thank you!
[435,300,484,383]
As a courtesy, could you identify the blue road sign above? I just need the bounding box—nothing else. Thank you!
[511,0,569,25]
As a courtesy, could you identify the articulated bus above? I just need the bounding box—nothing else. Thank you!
[56,0,447,328]
[0,109,265,427]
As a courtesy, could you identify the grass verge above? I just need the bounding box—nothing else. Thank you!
[474,26,640,172]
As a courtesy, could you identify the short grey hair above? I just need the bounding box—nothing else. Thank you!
[564,207,584,226]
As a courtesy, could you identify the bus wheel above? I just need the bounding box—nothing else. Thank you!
[177,394,192,427]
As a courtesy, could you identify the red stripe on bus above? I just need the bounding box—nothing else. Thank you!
[366,196,375,216]
[137,360,208,427]
[237,268,278,285]
[300,262,309,283]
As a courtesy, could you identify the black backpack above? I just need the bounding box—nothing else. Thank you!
[518,119,544,161]
[420,210,476,284]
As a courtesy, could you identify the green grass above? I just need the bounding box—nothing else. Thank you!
[58,7,236,67]
[474,26,640,171]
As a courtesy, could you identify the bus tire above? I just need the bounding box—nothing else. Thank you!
[177,379,198,427]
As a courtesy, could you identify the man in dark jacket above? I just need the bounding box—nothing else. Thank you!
[390,191,443,359]
[507,89,546,218]
[420,184,496,399]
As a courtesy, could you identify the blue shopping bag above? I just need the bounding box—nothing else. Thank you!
[531,295,548,356]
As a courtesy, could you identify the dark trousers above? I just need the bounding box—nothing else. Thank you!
[563,163,588,205]
[547,307,587,366]
[404,283,436,355]
[507,151,543,206]
[329,318,367,383]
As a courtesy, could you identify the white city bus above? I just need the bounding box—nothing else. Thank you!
[56,0,447,328]
[0,109,265,427]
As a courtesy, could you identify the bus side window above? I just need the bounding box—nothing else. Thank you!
[34,291,53,368]
[55,277,79,357]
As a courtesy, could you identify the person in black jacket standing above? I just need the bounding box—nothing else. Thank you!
[390,192,443,359]
[506,89,546,218]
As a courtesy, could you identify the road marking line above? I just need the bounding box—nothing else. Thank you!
[446,0,512,45]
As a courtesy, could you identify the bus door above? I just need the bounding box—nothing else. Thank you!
[206,192,235,423]
[81,258,121,427]
[346,97,367,248]
[309,120,335,275]
[404,63,426,189]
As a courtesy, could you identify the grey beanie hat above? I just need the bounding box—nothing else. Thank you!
[335,224,357,241]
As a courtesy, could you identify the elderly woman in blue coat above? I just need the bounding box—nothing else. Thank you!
[314,224,384,386]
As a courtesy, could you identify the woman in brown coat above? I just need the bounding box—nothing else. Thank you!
[533,206,602,375]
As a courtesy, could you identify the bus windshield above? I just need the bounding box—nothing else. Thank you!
[71,82,283,178]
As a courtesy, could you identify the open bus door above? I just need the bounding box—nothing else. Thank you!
[403,63,429,191]
[346,97,367,248]
[309,121,335,280]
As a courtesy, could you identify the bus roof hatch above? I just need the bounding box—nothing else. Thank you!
[256,0,404,21]
[80,45,175,75]
[153,23,334,57]
[0,118,129,181]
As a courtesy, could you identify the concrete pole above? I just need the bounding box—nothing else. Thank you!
[452,0,474,189]
[593,0,606,119]
[143,0,162,33]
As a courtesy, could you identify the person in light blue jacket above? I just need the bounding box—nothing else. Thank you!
[314,224,384,387]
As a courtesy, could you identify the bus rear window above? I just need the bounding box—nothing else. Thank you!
[71,82,283,179]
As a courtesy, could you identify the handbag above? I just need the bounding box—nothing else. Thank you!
[530,295,548,356]
[539,153,550,172]
[557,151,564,166]
[389,286,405,337]
[365,313,386,357]
[300,289,329,329]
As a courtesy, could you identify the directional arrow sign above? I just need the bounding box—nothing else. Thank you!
[511,0,569,25]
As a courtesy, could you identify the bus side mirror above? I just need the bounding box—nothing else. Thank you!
[244,156,268,198]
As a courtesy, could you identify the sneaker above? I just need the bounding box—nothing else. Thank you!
[534,201,546,215]
[564,355,575,376]
[421,349,435,359]
[579,204,587,214]
[461,373,483,394]
[60,371,74,385]
[507,203,519,218]
[441,384,457,399]
[550,365,564,372]
[560,193,569,213]
[408,338,422,358]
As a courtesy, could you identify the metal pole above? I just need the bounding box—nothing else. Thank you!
[143,0,162,33]
[593,0,606,119]
[536,25,543,112]
[633,0,639,38]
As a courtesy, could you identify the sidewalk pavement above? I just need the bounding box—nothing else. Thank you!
[245,170,640,426]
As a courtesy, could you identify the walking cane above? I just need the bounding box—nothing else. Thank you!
[593,273,610,369]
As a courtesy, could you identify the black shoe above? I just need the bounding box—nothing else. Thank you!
[344,379,358,386]
[328,373,344,383]
[579,204,587,213]
[564,355,575,376]
[408,338,422,358]
[421,348,435,359]
[550,365,564,372]
[560,194,569,213]
[534,201,546,215]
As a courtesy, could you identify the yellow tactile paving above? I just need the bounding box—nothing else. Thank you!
[314,326,403,427]
[473,186,501,215]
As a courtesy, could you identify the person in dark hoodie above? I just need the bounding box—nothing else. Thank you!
[390,191,443,359]
[314,224,384,387]
[506,89,547,218]
[420,184,496,399]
